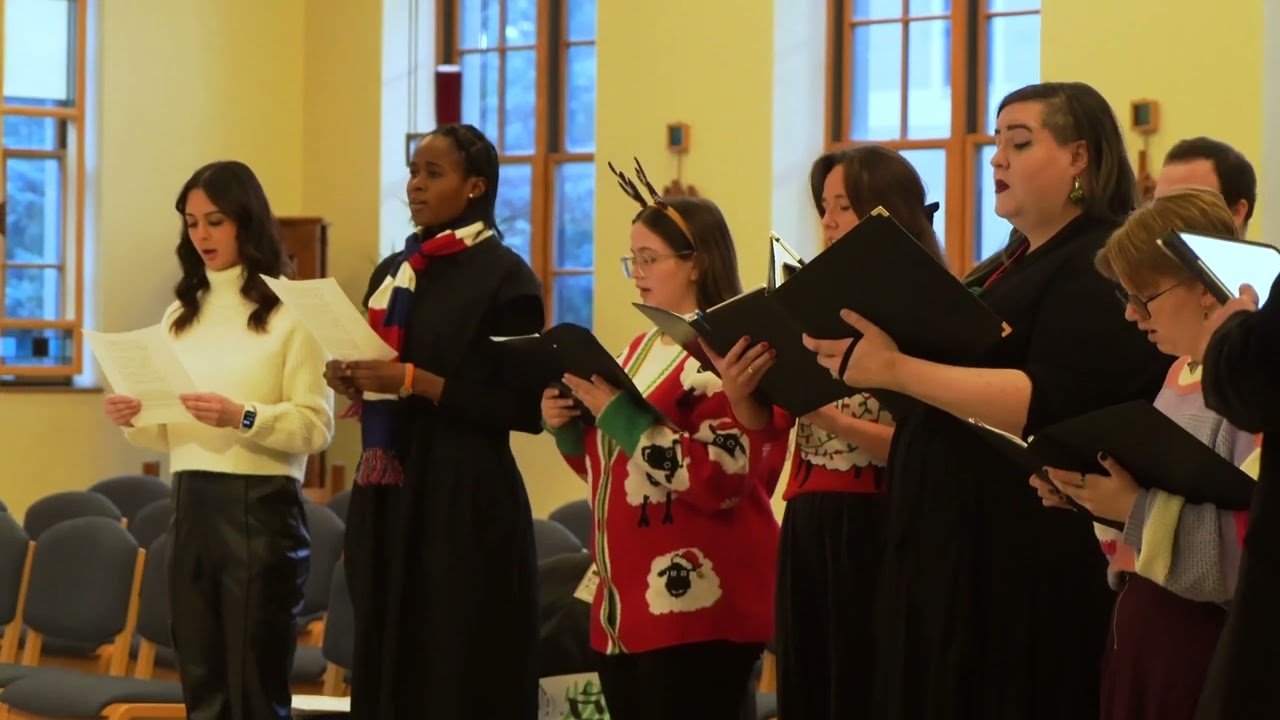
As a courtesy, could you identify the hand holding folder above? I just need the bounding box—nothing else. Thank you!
[967,400,1257,529]
[634,294,850,416]
[494,323,661,426]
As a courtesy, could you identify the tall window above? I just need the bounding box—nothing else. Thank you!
[1,0,86,381]
[827,0,1040,272]
[440,0,597,328]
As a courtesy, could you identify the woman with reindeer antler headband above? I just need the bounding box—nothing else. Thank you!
[540,158,790,720]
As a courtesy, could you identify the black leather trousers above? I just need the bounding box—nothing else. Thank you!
[169,471,311,720]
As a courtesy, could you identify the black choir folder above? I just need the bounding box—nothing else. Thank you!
[968,399,1256,519]
[493,323,657,426]
[633,209,1011,416]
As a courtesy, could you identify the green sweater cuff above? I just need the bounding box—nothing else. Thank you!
[595,394,660,456]
[544,420,586,456]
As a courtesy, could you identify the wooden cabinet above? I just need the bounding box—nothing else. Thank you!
[277,217,329,490]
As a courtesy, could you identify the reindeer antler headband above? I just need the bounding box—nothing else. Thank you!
[608,157,696,248]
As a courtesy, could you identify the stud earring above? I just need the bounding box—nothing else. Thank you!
[1069,176,1085,204]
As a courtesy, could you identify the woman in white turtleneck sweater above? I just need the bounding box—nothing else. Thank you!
[103,160,334,720]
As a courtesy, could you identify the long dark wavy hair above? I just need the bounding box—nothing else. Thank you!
[170,161,290,335]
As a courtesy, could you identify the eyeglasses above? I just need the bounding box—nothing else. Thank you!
[1116,282,1184,320]
[620,251,694,279]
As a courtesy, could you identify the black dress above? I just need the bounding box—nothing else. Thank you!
[343,232,545,719]
[1195,273,1280,720]
[874,216,1171,719]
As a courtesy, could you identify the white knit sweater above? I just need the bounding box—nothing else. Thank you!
[122,266,335,481]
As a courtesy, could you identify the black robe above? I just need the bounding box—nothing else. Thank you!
[874,216,1171,719]
[343,233,545,719]
[1195,272,1280,719]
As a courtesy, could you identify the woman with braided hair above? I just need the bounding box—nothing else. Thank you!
[540,159,790,720]
[326,124,545,718]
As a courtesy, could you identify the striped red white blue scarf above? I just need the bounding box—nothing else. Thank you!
[353,221,493,486]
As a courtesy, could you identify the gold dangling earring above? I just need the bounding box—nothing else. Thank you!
[1069,175,1085,204]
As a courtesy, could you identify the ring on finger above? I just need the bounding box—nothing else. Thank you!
[746,364,755,374]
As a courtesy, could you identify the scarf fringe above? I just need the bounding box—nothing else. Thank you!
[354,448,404,487]
[340,399,362,420]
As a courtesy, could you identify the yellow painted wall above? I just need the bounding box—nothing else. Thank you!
[0,0,309,518]
[299,0,383,486]
[2,0,1272,521]
[1041,0,1265,240]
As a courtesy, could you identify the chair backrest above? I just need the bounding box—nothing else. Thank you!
[128,498,173,550]
[548,499,592,549]
[326,489,351,524]
[322,561,354,670]
[23,491,123,540]
[537,552,597,677]
[135,534,172,650]
[89,475,171,525]
[23,516,141,647]
[0,512,31,626]
[301,501,345,616]
[533,518,584,562]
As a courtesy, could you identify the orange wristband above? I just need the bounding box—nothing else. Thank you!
[399,362,415,398]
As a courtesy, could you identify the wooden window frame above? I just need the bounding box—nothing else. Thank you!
[0,0,88,380]
[826,0,1040,275]
[438,0,596,327]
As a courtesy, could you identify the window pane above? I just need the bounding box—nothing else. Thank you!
[4,267,62,319]
[505,0,536,45]
[3,0,75,106]
[897,148,947,253]
[5,156,64,264]
[0,326,72,366]
[988,0,1040,11]
[853,0,903,19]
[554,162,594,269]
[553,274,593,329]
[459,0,501,50]
[460,51,500,141]
[974,143,1010,262]
[503,50,536,154]
[2,115,62,151]
[567,0,596,41]
[565,45,596,152]
[908,0,950,14]
[496,162,533,263]
[986,14,1041,132]
[905,20,951,139]
[850,23,903,141]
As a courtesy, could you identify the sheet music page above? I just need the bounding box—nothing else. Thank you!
[83,326,199,427]
[262,276,396,361]
[291,694,351,714]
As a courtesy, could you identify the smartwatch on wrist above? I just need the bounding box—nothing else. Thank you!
[240,405,257,430]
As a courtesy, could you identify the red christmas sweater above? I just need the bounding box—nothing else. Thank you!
[780,392,894,500]
[548,330,791,655]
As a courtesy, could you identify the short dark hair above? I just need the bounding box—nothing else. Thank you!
[426,123,502,236]
[996,82,1137,228]
[634,198,743,311]
[1163,136,1257,224]
[171,161,289,335]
